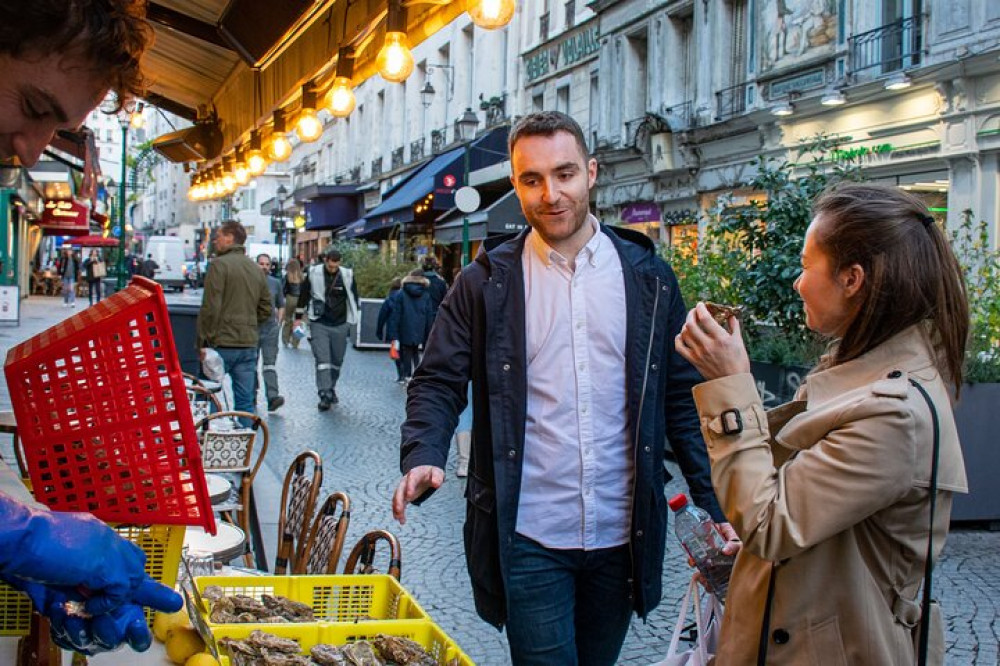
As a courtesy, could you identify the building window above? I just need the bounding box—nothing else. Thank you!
[565,0,575,29]
[532,93,544,112]
[557,85,570,114]
[540,12,550,42]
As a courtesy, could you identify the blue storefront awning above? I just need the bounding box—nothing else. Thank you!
[364,147,465,227]
[305,194,363,231]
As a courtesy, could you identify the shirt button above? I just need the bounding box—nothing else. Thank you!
[651,363,658,371]
[502,363,510,371]
[772,629,790,644]
[887,370,902,378]
[644,446,651,453]
[507,449,516,459]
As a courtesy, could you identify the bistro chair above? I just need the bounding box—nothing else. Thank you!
[300,491,352,575]
[197,410,269,569]
[343,529,402,581]
[274,451,323,574]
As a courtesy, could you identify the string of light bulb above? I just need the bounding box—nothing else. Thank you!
[187,0,516,202]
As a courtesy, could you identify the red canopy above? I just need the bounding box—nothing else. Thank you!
[65,234,119,247]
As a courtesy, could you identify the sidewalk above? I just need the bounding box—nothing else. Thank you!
[1,295,998,664]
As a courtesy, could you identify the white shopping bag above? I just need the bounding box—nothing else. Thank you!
[650,573,723,666]
[201,347,225,382]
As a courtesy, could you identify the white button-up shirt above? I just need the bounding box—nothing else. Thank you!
[515,215,632,550]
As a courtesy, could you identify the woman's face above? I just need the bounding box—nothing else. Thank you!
[793,215,861,338]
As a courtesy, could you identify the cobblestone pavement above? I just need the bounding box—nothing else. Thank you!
[1,296,998,664]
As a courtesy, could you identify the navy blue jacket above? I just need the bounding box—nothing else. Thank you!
[388,275,434,346]
[400,225,724,628]
[376,287,401,341]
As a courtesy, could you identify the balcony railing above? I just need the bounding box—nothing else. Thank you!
[431,127,448,154]
[662,101,698,131]
[849,16,923,74]
[349,165,361,182]
[371,156,383,179]
[481,94,508,129]
[391,146,405,170]
[715,82,749,121]
[410,138,425,163]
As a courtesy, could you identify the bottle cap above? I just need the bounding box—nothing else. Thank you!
[667,493,689,512]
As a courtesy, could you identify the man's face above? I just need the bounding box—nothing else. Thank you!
[324,256,341,273]
[214,231,235,253]
[510,130,597,249]
[0,51,109,167]
[257,256,271,275]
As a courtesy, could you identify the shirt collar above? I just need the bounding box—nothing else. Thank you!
[528,215,603,268]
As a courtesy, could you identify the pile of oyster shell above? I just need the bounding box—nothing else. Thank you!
[219,629,458,666]
[203,586,315,624]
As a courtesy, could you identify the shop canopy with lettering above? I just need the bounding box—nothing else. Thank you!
[434,189,527,244]
[37,200,90,236]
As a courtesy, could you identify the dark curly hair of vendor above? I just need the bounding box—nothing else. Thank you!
[0,0,152,111]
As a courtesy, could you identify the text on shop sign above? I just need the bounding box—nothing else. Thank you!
[525,25,600,82]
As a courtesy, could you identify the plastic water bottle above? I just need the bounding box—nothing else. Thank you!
[668,493,735,601]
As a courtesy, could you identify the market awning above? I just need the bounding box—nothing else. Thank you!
[434,189,527,244]
[143,0,469,150]
[304,188,363,231]
[338,218,366,239]
[65,235,119,248]
[363,147,465,227]
[37,200,90,236]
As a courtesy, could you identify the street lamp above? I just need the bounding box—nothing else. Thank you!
[116,110,132,291]
[275,184,288,276]
[455,108,480,265]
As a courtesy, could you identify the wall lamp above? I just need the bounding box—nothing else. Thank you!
[884,73,912,91]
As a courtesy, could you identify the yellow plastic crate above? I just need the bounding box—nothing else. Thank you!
[195,574,429,626]
[211,619,474,666]
[0,523,185,636]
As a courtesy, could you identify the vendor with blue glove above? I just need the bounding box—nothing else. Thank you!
[0,492,183,654]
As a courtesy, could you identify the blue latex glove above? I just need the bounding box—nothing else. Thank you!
[0,493,182,652]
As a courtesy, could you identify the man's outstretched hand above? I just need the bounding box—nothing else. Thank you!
[392,466,445,525]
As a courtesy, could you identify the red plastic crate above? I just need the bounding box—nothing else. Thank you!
[4,277,216,532]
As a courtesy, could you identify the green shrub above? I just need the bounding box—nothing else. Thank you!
[951,211,1000,384]
[328,240,421,298]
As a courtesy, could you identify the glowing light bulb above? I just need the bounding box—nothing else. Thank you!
[327,77,356,117]
[234,162,250,185]
[246,149,267,176]
[266,133,292,162]
[296,108,323,142]
[466,0,516,29]
[377,32,414,83]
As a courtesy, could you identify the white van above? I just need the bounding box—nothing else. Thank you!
[143,236,187,291]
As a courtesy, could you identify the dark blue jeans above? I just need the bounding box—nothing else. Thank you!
[504,533,633,666]
[216,347,257,425]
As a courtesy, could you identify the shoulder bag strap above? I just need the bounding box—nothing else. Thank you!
[908,378,941,666]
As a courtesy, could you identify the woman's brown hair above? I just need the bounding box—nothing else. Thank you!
[812,183,969,392]
[285,258,303,284]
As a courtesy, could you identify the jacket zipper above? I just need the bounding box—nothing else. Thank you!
[629,274,661,604]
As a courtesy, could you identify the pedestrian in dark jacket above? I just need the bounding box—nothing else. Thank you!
[421,256,448,317]
[376,278,405,382]
[392,112,736,666]
[388,269,433,382]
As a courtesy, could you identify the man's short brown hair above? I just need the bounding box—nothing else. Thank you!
[508,111,590,162]
[219,220,247,246]
[0,0,152,111]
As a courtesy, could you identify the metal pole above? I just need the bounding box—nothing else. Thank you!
[116,123,128,291]
[462,145,470,265]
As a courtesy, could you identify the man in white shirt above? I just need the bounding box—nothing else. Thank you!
[393,111,737,665]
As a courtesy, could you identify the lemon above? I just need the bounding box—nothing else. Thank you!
[185,653,221,666]
[153,606,191,643]
[165,627,206,665]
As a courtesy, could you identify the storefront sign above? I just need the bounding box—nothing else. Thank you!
[39,199,89,235]
[768,68,825,97]
[524,21,600,83]
[621,203,661,224]
[830,143,893,162]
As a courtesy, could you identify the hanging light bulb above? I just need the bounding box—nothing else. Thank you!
[327,48,356,117]
[377,2,414,83]
[221,156,236,194]
[265,109,292,162]
[246,130,268,176]
[129,101,145,129]
[466,0,516,29]
[296,86,323,142]
[233,147,250,185]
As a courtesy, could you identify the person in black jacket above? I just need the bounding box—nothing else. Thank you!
[376,277,405,382]
[421,256,448,317]
[387,269,433,383]
[392,112,737,666]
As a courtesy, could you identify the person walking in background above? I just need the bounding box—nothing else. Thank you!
[421,256,448,318]
[281,258,304,349]
[140,253,158,279]
[676,184,969,665]
[83,249,104,305]
[388,269,434,383]
[58,247,79,308]
[392,111,735,665]
[256,253,285,412]
[197,221,272,422]
[296,247,359,411]
[376,277,405,383]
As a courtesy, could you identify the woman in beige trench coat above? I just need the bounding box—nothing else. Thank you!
[675,184,969,666]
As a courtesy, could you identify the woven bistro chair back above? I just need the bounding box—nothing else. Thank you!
[274,451,323,574]
[301,491,352,574]
[343,529,402,581]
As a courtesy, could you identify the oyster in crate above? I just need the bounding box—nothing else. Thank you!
[373,634,437,665]
[341,640,382,666]
[310,644,349,665]
[261,593,315,621]
[247,630,301,653]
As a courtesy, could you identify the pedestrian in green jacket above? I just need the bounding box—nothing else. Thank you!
[197,221,272,420]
